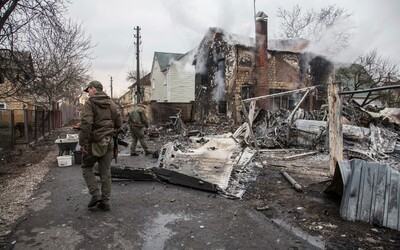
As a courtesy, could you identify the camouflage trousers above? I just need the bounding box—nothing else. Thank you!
[129,125,149,153]
[81,138,114,203]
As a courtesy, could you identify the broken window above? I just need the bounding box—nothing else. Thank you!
[269,89,290,110]
[195,74,209,87]
[241,85,255,100]
[218,100,227,114]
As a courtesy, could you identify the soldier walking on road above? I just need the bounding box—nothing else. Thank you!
[128,103,151,156]
[79,80,122,211]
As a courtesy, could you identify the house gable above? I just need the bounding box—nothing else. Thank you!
[150,52,183,102]
[168,49,196,102]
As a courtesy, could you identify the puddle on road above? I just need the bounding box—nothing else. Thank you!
[140,212,191,250]
[272,219,325,249]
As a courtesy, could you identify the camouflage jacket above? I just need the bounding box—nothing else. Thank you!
[128,107,149,128]
[79,91,122,146]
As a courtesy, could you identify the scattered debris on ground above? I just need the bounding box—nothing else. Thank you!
[1,101,400,249]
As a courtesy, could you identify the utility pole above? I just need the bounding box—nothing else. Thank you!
[110,76,113,99]
[134,26,141,104]
[253,0,256,21]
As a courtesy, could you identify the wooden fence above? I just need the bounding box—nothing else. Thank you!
[0,109,65,150]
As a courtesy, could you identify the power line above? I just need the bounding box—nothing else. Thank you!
[116,30,135,79]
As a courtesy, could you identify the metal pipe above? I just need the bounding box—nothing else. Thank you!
[281,170,302,192]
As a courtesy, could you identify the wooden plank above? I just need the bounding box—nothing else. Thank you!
[286,89,311,124]
[328,81,343,175]
[241,100,260,153]
[272,151,318,161]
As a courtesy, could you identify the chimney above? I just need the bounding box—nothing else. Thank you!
[255,11,269,109]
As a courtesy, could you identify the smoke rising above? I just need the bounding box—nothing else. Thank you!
[213,67,225,101]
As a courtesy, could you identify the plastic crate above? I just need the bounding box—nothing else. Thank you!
[55,138,78,155]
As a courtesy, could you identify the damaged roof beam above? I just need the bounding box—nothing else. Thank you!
[286,89,311,124]
[339,84,400,95]
[242,86,317,103]
[241,100,260,153]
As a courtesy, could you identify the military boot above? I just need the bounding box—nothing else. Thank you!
[97,202,110,211]
[88,195,101,208]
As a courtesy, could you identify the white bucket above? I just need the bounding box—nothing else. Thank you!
[57,155,73,167]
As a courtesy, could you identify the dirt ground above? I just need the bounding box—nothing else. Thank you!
[0,129,67,243]
[245,153,400,249]
[1,124,400,249]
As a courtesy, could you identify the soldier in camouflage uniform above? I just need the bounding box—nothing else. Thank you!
[128,104,150,156]
[79,80,122,211]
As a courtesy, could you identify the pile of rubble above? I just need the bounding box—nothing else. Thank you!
[241,101,399,167]
[108,101,400,231]
[241,102,400,231]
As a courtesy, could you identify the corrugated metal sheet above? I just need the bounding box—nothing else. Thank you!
[336,159,400,231]
[155,137,256,198]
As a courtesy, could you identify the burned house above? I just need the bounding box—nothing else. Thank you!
[193,12,333,124]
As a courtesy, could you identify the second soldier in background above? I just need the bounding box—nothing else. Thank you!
[127,103,151,156]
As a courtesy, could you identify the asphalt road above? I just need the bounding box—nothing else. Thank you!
[5,153,322,250]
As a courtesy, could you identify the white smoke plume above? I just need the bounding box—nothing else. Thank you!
[213,68,225,101]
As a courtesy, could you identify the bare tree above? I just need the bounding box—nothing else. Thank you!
[24,19,92,107]
[354,50,398,88]
[126,69,149,83]
[0,0,67,49]
[0,1,93,107]
[0,0,71,99]
[0,49,34,98]
[277,4,355,54]
[126,70,137,83]
[336,49,400,107]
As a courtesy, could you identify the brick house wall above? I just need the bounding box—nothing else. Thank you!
[194,28,313,124]
[193,20,331,124]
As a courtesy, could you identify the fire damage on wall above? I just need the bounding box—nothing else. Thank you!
[192,12,333,125]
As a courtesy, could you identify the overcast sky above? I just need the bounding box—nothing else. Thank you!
[67,0,400,96]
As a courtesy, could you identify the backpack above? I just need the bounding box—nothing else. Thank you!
[128,109,144,127]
